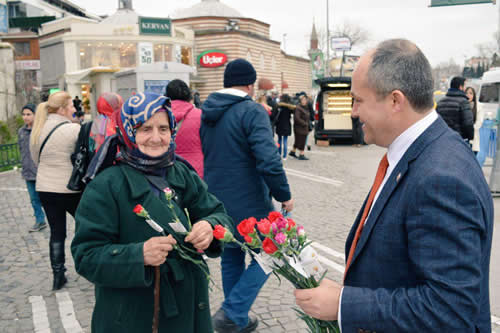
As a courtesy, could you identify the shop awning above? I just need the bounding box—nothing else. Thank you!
[9,16,56,29]
[65,67,119,84]
[258,78,274,90]
[281,81,289,89]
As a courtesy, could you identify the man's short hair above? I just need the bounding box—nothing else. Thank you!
[165,79,192,102]
[450,76,466,90]
[366,39,434,113]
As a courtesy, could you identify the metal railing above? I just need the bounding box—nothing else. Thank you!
[0,143,21,168]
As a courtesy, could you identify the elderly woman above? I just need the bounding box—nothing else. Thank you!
[71,93,232,333]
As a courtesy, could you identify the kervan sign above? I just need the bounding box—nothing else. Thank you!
[139,17,171,36]
[197,50,228,68]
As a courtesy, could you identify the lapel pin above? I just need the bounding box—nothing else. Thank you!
[396,173,401,182]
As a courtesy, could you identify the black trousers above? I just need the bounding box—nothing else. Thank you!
[38,192,81,243]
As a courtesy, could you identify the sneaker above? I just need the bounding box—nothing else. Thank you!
[283,157,287,161]
[307,145,311,151]
[213,308,259,333]
[29,222,47,232]
[289,151,297,158]
[298,155,309,160]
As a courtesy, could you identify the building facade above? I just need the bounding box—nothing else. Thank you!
[173,0,311,100]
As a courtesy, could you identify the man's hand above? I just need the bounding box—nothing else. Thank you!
[281,199,294,213]
[294,279,342,321]
[143,235,177,266]
[185,220,213,251]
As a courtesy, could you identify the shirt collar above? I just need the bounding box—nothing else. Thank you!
[387,110,438,169]
[216,88,248,98]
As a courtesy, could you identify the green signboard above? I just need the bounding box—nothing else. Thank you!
[139,17,171,36]
[430,0,494,6]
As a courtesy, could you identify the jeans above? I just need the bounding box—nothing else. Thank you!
[221,246,269,328]
[25,181,45,223]
[476,120,497,167]
[278,136,288,158]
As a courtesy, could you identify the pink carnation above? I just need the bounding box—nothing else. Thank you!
[275,232,287,244]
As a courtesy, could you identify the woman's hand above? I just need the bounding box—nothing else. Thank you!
[143,235,177,266]
[184,220,213,251]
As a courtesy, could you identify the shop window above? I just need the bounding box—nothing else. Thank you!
[153,44,173,62]
[78,42,136,69]
[8,2,27,18]
[13,42,31,57]
[181,46,192,65]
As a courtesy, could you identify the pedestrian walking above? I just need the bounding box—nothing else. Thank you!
[200,58,293,333]
[18,103,47,232]
[466,87,480,154]
[72,92,232,333]
[165,79,205,178]
[29,91,81,290]
[276,94,294,160]
[289,94,310,160]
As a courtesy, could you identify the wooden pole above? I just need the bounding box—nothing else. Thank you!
[152,266,160,333]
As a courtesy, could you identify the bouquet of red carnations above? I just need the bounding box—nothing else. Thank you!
[213,211,339,333]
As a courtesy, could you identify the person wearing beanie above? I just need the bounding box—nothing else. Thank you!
[18,103,47,232]
[165,79,205,178]
[201,58,294,333]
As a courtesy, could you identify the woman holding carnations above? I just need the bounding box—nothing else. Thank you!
[71,93,233,333]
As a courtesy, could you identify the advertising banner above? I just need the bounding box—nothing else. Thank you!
[138,42,153,66]
[311,50,325,85]
[139,17,171,36]
[144,80,170,95]
[0,3,8,34]
[198,50,227,68]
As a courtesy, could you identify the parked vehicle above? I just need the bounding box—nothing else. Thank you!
[477,68,500,121]
[313,77,352,143]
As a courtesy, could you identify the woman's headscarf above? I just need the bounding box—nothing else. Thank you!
[90,92,123,153]
[114,92,177,173]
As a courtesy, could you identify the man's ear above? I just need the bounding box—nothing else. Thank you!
[390,90,406,113]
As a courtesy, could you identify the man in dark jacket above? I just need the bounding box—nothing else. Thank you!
[436,76,474,141]
[201,58,293,333]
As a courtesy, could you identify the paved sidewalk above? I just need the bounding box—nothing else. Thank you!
[1,144,499,332]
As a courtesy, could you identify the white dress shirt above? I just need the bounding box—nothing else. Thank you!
[338,110,438,332]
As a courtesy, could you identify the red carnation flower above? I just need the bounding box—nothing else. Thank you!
[262,238,278,254]
[287,218,296,231]
[213,225,227,240]
[268,211,283,222]
[257,218,272,235]
[237,217,257,236]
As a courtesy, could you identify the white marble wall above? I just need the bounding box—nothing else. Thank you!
[0,44,16,122]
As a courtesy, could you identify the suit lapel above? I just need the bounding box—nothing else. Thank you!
[347,117,448,270]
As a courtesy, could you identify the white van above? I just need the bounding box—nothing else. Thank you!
[477,68,500,121]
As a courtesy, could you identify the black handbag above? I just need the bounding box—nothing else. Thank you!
[67,122,92,191]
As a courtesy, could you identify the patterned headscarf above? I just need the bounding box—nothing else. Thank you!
[115,92,177,173]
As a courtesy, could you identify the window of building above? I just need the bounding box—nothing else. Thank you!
[153,44,173,62]
[246,50,252,63]
[13,42,31,57]
[8,2,27,18]
[271,56,277,71]
[479,83,499,103]
[78,42,136,69]
[181,46,192,66]
[260,53,265,69]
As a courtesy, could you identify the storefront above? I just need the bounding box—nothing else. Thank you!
[172,0,311,100]
[38,7,195,113]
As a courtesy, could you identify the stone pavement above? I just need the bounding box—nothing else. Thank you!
[0,144,499,332]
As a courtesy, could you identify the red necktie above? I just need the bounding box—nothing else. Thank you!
[344,154,389,281]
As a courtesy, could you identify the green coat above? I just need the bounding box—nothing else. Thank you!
[71,162,233,333]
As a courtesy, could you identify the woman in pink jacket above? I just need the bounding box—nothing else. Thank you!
[165,79,204,178]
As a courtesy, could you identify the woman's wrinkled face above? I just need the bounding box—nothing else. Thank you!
[135,112,171,157]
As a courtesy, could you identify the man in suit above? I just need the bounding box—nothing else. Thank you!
[294,39,494,332]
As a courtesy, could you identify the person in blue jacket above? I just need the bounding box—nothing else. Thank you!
[201,58,294,333]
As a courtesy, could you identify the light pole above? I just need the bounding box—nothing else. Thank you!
[326,0,330,76]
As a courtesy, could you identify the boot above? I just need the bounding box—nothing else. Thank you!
[49,241,67,290]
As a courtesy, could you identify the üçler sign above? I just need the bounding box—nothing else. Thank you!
[198,50,227,68]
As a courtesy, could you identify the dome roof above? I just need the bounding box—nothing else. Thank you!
[100,9,138,25]
[172,0,242,19]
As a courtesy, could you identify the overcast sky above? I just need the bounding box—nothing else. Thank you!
[70,0,498,67]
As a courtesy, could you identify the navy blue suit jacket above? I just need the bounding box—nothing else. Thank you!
[342,117,494,332]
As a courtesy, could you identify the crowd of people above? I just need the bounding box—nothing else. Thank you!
[15,38,495,333]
